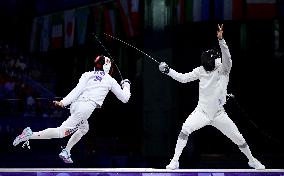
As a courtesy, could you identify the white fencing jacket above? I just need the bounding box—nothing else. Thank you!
[61,70,130,107]
[168,39,232,118]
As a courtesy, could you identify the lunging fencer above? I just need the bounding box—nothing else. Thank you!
[13,55,131,163]
[159,24,265,170]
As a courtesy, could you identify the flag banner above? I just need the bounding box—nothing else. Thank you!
[64,9,75,48]
[130,0,141,35]
[76,7,90,45]
[30,17,39,52]
[177,0,185,24]
[92,5,103,38]
[103,6,116,38]
[40,15,51,52]
[214,0,243,21]
[51,13,63,49]
[246,0,276,19]
[192,0,210,22]
[117,0,134,37]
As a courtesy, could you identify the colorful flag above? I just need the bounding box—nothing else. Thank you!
[92,5,103,37]
[64,9,75,48]
[182,0,210,22]
[192,0,210,22]
[130,0,141,35]
[184,0,193,22]
[117,0,134,37]
[177,0,185,24]
[214,0,243,21]
[103,6,116,37]
[40,15,50,52]
[109,9,116,35]
[76,7,89,45]
[30,17,40,52]
[246,0,276,19]
[51,13,63,49]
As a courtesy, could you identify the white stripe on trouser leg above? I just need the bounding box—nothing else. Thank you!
[211,111,254,161]
[172,109,210,161]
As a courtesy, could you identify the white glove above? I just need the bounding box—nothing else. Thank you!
[159,62,170,74]
[121,79,131,89]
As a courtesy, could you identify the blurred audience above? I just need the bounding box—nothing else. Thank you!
[0,41,63,119]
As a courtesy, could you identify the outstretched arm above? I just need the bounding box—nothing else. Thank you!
[111,79,131,103]
[56,73,90,107]
[159,62,199,83]
[217,24,232,75]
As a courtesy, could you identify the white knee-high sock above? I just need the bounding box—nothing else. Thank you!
[30,128,60,139]
[172,138,188,161]
[65,130,84,153]
[239,144,254,161]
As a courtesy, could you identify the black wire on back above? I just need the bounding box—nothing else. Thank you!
[92,34,123,81]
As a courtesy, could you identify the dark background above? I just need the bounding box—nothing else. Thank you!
[0,0,283,169]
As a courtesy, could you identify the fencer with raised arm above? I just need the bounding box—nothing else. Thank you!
[159,24,265,170]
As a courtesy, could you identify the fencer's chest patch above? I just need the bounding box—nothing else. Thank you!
[93,71,105,82]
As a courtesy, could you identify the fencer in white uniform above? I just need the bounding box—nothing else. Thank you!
[159,24,265,170]
[13,55,131,163]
